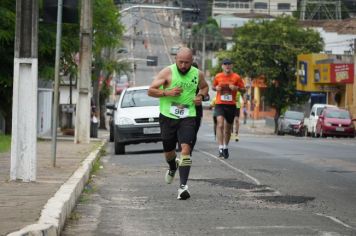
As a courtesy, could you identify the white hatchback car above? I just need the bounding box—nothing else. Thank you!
[113,86,161,154]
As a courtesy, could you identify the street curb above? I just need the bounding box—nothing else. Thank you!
[7,140,107,236]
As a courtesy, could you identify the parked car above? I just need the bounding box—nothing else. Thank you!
[170,45,180,55]
[277,110,305,136]
[304,103,337,137]
[316,107,355,138]
[112,86,161,154]
[106,103,116,142]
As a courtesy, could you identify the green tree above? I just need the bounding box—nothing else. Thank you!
[92,0,126,128]
[190,17,225,52]
[229,16,324,133]
[0,0,125,134]
[0,0,16,134]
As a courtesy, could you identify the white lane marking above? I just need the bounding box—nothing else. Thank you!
[197,149,261,185]
[315,213,354,229]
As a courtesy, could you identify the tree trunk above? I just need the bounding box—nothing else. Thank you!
[4,111,12,135]
[274,108,281,134]
[99,89,108,129]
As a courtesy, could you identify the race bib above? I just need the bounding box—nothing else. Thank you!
[220,94,232,101]
[170,103,189,118]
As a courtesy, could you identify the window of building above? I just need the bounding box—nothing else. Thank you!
[277,3,290,10]
[254,2,268,9]
[215,2,227,8]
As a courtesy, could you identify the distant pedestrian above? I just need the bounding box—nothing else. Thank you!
[209,95,217,139]
[243,101,248,124]
[147,47,209,200]
[232,91,243,142]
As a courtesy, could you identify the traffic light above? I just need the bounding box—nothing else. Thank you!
[182,0,208,23]
[43,0,78,24]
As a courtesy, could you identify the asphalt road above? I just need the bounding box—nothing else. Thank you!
[63,5,356,236]
[62,119,356,236]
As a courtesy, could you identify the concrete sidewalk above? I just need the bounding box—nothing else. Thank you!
[0,130,108,236]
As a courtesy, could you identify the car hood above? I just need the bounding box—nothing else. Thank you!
[117,106,160,119]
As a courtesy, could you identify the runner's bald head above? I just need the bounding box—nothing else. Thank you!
[175,47,193,75]
[176,47,193,59]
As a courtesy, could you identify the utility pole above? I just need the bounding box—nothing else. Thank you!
[202,26,206,73]
[51,0,63,167]
[11,0,38,181]
[75,0,93,144]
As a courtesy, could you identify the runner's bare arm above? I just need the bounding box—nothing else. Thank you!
[148,68,170,97]
[194,71,209,105]
[148,68,182,97]
[197,71,209,97]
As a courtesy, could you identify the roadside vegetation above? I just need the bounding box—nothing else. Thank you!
[212,16,324,133]
[0,0,127,135]
[0,133,11,153]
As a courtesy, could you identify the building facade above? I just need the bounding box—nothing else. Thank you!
[296,53,355,116]
[212,0,297,17]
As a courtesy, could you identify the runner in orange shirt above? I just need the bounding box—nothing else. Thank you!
[212,58,245,159]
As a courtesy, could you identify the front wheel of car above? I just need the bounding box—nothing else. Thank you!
[115,141,125,155]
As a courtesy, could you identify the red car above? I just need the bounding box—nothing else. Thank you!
[316,107,355,138]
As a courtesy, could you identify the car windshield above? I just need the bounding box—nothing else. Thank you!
[121,89,159,108]
[325,110,350,119]
[284,111,303,120]
[316,107,324,116]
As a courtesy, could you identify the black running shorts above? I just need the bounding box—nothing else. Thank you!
[159,114,196,152]
[214,104,236,124]
[235,108,241,118]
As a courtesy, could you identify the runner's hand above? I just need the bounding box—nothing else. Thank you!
[168,87,182,96]
[194,95,202,105]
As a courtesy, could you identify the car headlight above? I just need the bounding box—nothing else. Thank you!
[325,122,332,126]
[117,117,134,125]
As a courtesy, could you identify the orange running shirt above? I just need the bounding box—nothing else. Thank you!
[213,72,244,105]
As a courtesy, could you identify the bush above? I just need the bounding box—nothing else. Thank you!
[0,133,11,153]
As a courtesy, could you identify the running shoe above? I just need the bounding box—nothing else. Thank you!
[218,149,224,158]
[165,169,176,184]
[235,135,239,142]
[177,184,190,200]
[223,148,229,159]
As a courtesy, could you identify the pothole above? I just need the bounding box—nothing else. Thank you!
[251,188,275,193]
[190,178,267,190]
[257,195,315,204]
[327,170,356,174]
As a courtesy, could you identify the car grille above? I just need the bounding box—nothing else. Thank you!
[331,123,349,128]
[135,117,159,123]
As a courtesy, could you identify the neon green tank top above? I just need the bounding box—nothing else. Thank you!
[236,92,242,108]
[160,64,199,119]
